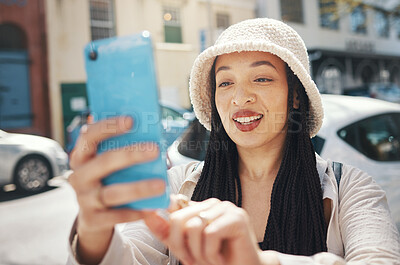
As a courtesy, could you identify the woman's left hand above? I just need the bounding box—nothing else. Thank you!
[143,196,269,265]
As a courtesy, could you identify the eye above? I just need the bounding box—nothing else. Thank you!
[218,81,233,87]
[254,78,273,82]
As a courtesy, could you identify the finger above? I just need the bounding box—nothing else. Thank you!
[68,142,159,189]
[101,179,166,207]
[168,194,196,213]
[167,199,220,265]
[169,198,220,222]
[185,202,229,265]
[203,208,256,265]
[143,211,170,241]
[70,116,133,169]
[78,208,148,233]
[203,214,235,265]
[184,216,209,264]
[76,179,166,211]
[76,185,104,210]
[194,202,227,224]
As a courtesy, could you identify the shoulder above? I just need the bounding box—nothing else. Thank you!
[333,162,388,212]
[317,155,400,260]
[317,154,391,217]
[167,161,203,195]
[315,154,382,196]
[335,164,400,261]
[338,163,384,198]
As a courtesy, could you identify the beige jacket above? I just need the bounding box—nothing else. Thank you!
[67,155,400,265]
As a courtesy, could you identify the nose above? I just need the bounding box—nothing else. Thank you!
[232,85,255,106]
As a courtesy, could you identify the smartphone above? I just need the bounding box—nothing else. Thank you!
[83,31,169,210]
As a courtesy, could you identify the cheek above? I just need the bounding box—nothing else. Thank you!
[260,88,289,130]
[215,90,232,129]
[215,90,229,116]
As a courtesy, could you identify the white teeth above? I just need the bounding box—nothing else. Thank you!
[233,114,263,124]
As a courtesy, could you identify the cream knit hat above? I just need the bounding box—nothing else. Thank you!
[189,18,323,137]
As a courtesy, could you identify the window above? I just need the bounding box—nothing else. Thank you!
[216,13,230,30]
[375,10,390,38]
[0,24,32,129]
[0,23,27,50]
[89,0,115,41]
[215,13,230,40]
[163,6,182,43]
[311,135,326,155]
[280,0,304,23]
[319,0,339,30]
[321,66,342,94]
[395,15,400,39]
[350,5,367,34]
[338,113,400,161]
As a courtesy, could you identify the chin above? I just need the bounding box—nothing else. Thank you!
[227,128,287,151]
[230,133,269,148]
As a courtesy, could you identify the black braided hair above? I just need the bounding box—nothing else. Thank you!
[190,60,327,256]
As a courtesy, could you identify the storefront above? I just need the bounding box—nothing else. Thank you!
[310,44,400,94]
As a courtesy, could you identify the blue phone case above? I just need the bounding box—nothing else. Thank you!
[84,32,169,210]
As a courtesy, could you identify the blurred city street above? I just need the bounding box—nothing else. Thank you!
[1,0,400,264]
[0,178,78,265]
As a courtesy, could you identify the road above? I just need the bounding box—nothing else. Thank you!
[0,178,78,265]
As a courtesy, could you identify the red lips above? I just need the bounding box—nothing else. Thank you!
[232,110,262,119]
[232,109,263,132]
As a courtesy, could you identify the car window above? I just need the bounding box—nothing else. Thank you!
[161,106,185,121]
[311,135,326,155]
[338,113,400,161]
[178,119,210,161]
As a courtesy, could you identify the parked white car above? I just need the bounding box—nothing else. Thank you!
[167,95,400,230]
[0,130,69,193]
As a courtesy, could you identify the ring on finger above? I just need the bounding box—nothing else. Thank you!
[97,185,108,209]
[198,211,212,225]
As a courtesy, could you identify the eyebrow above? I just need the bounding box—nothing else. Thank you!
[215,66,230,74]
[250,60,277,70]
[215,60,277,74]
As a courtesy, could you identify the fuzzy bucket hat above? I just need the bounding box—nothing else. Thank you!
[189,18,323,137]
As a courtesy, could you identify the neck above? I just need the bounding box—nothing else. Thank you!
[237,138,285,183]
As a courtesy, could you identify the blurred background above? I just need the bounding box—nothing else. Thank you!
[0,0,399,264]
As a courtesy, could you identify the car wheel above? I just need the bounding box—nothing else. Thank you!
[14,156,52,193]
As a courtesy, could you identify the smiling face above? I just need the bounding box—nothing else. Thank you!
[214,51,292,150]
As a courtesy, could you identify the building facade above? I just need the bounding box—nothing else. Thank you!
[262,0,400,94]
[2,0,399,145]
[0,0,51,137]
[45,0,256,144]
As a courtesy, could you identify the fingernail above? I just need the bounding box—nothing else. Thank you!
[120,116,133,130]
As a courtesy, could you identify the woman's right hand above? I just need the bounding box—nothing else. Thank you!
[68,116,166,265]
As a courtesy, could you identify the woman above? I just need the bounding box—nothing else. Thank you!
[67,18,400,265]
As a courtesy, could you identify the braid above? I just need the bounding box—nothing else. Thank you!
[261,66,327,254]
[190,62,327,256]
[191,61,242,205]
